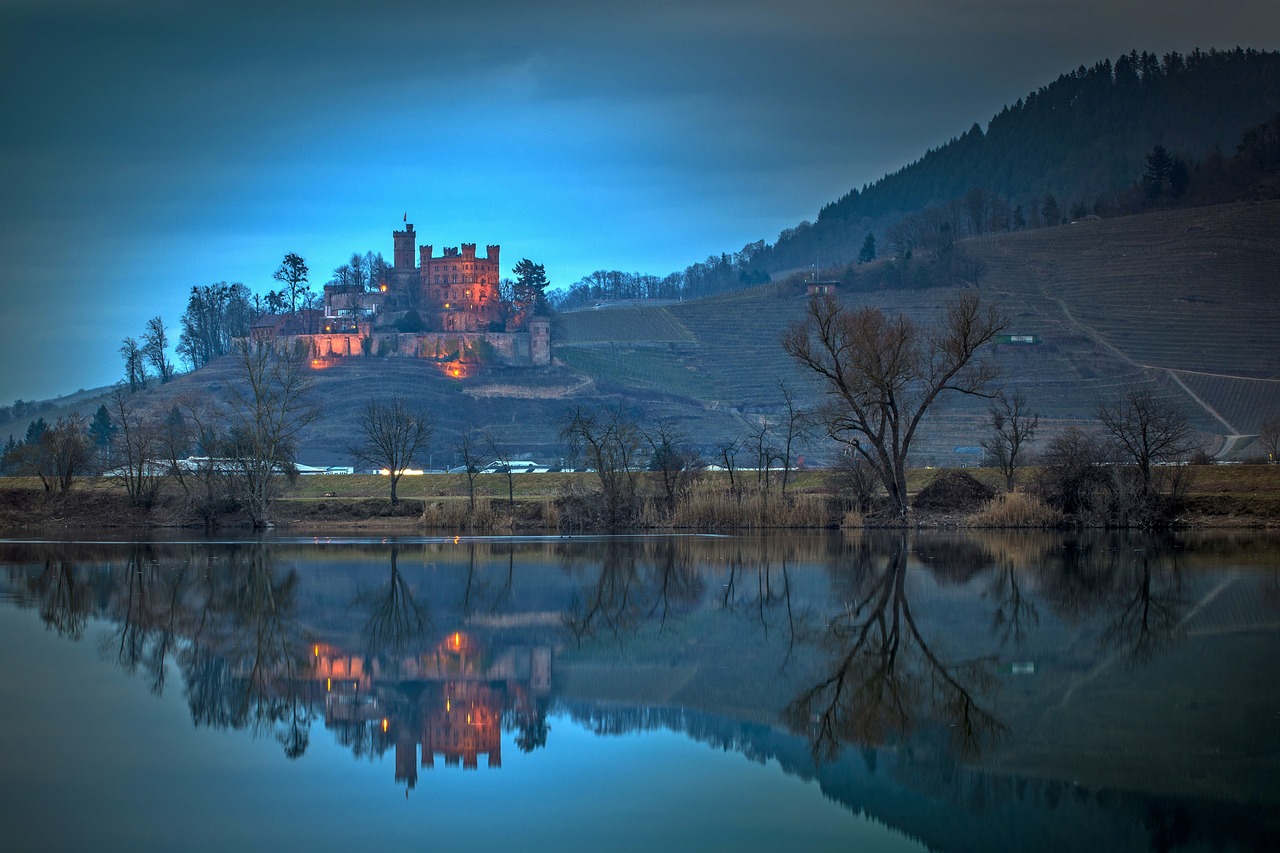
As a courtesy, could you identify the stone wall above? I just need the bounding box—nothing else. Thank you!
[299,327,550,366]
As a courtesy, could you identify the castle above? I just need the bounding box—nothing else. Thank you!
[324,221,503,334]
[258,218,551,368]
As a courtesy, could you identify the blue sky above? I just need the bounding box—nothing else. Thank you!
[1,0,1278,402]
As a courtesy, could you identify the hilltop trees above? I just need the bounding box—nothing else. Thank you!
[273,253,310,314]
[511,259,550,321]
[177,282,259,369]
[143,316,174,384]
[783,292,1007,521]
[120,337,148,391]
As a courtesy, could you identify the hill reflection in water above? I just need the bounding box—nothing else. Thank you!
[1,531,1277,852]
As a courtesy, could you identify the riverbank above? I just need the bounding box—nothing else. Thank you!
[0,465,1277,533]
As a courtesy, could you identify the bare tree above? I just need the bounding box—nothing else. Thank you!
[119,337,148,391]
[40,414,92,493]
[776,380,812,498]
[1097,384,1195,494]
[827,446,879,513]
[169,392,234,527]
[483,430,516,506]
[746,419,780,500]
[642,416,703,513]
[1033,425,1111,518]
[142,316,174,384]
[350,396,432,505]
[783,292,1007,520]
[981,390,1039,491]
[1258,413,1280,463]
[715,435,744,502]
[454,429,485,510]
[108,386,165,506]
[559,405,644,526]
[225,338,318,527]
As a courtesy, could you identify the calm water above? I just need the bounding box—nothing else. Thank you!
[1,530,1277,852]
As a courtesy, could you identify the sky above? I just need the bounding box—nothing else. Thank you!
[1,0,1278,403]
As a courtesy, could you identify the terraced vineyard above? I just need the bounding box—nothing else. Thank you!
[548,200,1280,462]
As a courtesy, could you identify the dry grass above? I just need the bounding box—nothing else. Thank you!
[652,484,830,530]
[966,491,1064,528]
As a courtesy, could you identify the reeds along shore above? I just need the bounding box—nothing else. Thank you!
[1,466,1277,531]
[418,476,1278,532]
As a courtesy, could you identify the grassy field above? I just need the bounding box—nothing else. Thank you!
[1,464,1276,530]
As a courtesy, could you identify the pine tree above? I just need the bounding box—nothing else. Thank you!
[857,233,876,264]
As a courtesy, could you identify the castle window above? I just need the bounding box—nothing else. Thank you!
[465,289,472,298]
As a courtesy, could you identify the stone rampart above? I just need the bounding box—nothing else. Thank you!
[298,328,549,366]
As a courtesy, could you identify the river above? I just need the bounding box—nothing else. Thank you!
[1,530,1276,852]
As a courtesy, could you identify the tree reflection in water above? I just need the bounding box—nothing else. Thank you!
[562,539,703,646]
[785,534,1007,761]
[985,561,1039,649]
[1100,542,1189,664]
[22,556,93,640]
[1035,534,1190,663]
[181,544,316,758]
[359,546,430,658]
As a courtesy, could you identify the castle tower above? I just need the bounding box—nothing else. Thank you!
[393,223,416,271]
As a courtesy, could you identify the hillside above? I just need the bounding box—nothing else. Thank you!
[553,200,1280,462]
[3,201,1276,470]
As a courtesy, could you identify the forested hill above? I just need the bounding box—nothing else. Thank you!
[818,48,1280,227]
[772,48,1280,271]
[554,48,1280,310]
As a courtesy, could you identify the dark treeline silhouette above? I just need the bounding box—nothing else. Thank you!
[552,48,1280,312]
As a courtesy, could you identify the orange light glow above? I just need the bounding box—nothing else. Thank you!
[380,284,387,292]
[326,678,332,691]
[382,718,389,732]
[314,645,320,657]
[434,359,470,379]
[309,358,335,371]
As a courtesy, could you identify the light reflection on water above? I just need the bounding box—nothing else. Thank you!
[0,530,1276,852]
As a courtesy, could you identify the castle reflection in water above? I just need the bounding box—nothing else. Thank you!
[311,632,551,783]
